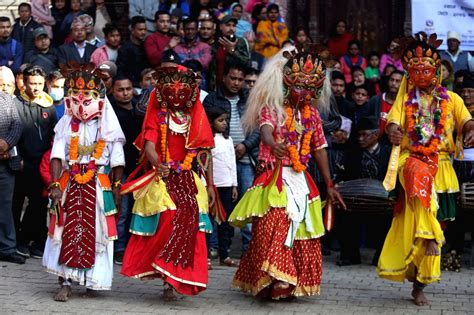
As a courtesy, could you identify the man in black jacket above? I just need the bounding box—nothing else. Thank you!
[12,66,56,259]
[203,61,259,252]
[23,27,59,75]
[58,19,96,66]
[11,3,41,54]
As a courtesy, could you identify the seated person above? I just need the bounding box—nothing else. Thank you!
[337,117,391,266]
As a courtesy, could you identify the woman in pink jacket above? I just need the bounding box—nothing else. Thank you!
[31,0,56,38]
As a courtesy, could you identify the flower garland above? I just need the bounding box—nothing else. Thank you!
[69,119,106,184]
[285,104,314,172]
[159,107,197,172]
[406,86,448,156]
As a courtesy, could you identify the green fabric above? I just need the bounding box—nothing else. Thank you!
[437,192,457,221]
[365,66,380,80]
[103,191,117,215]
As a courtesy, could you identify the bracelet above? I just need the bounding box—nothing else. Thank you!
[113,180,122,189]
[326,180,334,188]
[49,181,60,190]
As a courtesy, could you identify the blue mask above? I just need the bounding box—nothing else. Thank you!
[50,88,64,102]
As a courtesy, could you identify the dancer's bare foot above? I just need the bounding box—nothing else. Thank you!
[426,240,440,256]
[412,288,429,306]
[54,286,72,302]
[163,285,177,301]
[272,281,290,291]
[83,288,99,298]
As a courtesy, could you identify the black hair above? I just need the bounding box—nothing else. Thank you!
[130,16,146,29]
[382,64,396,74]
[205,106,229,138]
[155,10,170,22]
[244,66,258,76]
[388,70,404,80]
[224,60,246,76]
[47,70,64,82]
[356,116,379,132]
[267,3,279,12]
[232,3,243,10]
[352,83,370,94]
[0,16,11,23]
[183,17,198,27]
[367,51,379,59]
[331,71,345,82]
[182,59,203,73]
[330,19,347,37]
[23,65,46,81]
[139,68,155,82]
[103,23,120,37]
[455,69,469,79]
[112,75,132,86]
[350,65,364,76]
[347,39,362,51]
[18,2,31,11]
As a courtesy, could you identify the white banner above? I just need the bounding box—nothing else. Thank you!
[412,0,474,51]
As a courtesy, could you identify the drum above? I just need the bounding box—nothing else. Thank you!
[335,178,396,214]
[460,182,474,210]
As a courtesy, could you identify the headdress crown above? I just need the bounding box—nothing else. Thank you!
[282,44,326,89]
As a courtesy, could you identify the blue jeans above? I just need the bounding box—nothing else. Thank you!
[114,175,132,253]
[237,162,255,251]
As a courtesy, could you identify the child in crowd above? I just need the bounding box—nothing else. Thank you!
[365,51,380,81]
[206,106,239,268]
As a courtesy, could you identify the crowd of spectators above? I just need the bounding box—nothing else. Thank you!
[0,0,473,270]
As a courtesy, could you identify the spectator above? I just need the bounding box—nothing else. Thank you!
[51,0,69,47]
[331,70,351,117]
[0,92,24,264]
[0,17,23,73]
[90,23,121,65]
[254,4,288,59]
[244,31,264,73]
[203,61,259,252]
[12,2,42,54]
[441,31,473,73]
[367,70,403,137]
[23,27,60,75]
[46,70,66,121]
[346,66,373,100]
[31,0,56,39]
[190,0,214,19]
[365,51,380,82]
[182,59,207,102]
[134,67,155,95]
[230,3,252,38]
[243,66,258,90]
[294,25,312,45]
[15,63,30,96]
[58,18,97,66]
[89,0,113,39]
[454,69,469,95]
[98,60,117,97]
[346,83,373,126]
[110,75,142,265]
[79,14,103,48]
[207,15,250,91]
[250,3,267,32]
[60,0,83,37]
[160,0,190,17]
[116,16,149,87]
[378,63,396,94]
[327,20,353,59]
[174,17,212,70]
[144,10,178,68]
[339,40,367,83]
[128,0,160,34]
[199,18,216,46]
[197,8,213,22]
[441,59,455,91]
[0,66,15,95]
[379,39,403,73]
[13,65,56,259]
[169,8,182,34]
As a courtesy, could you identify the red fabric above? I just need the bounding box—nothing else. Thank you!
[327,33,353,59]
[122,210,208,296]
[233,208,322,297]
[106,215,118,239]
[403,154,439,209]
[379,96,392,134]
[339,54,367,83]
[59,179,96,269]
[215,45,226,89]
[39,148,51,197]
[144,32,171,67]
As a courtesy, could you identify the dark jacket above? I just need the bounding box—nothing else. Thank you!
[116,40,150,87]
[14,95,56,166]
[11,18,41,54]
[343,144,391,181]
[0,38,24,73]
[23,47,60,74]
[203,87,259,163]
[58,42,96,66]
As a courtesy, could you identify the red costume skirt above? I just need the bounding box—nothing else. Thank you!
[232,208,322,299]
[121,210,208,296]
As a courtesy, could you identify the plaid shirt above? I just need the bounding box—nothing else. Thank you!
[0,92,22,170]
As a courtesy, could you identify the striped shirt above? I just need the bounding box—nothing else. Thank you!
[227,96,250,164]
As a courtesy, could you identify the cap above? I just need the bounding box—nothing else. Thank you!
[220,15,238,25]
[447,31,461,42]
[356,116,378,132]
[161,49,182,65]
[98,61,117,77]
[461,72,474,89]
[33,27,48,39]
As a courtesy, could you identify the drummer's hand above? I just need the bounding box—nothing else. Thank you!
[327,187,346,210]
[464,128,474,147]
[387,123,403,146]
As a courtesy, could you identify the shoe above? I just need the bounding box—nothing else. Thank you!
[114,251,124,265]
[0,252,26,264]
[336,259,361,266]
[16,245,30,258]
[219,257,238,267]
[29,247,43,259]
[209,248,218,259]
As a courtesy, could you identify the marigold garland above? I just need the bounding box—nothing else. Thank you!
[405,86,448,156]
[69,119,105,184]
[285,104,314,173]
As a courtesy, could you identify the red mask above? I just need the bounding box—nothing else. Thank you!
[407,61,437,90]
[159,82,194,110]
[288,85,316,108]
[155,67,198,110]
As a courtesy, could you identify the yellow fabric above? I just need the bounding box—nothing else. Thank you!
[20,90,53,108]
[131,171,209,217]
[377,151,444,284]
[434,154,459,193]
[254,20,289,58]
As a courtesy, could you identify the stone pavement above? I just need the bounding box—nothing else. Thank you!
[1,249,473,315]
